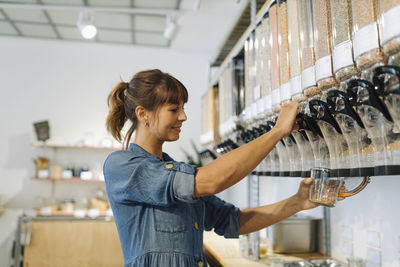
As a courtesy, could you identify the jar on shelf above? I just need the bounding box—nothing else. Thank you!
[330,0,360,84]
[351,0,387,80]
[312,0,338,93]
[379,0,400,65]
[299,0,320,99]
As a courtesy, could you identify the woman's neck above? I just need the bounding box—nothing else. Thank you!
[133,127,164,160]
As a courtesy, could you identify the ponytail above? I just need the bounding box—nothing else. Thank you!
[106,82,128,144]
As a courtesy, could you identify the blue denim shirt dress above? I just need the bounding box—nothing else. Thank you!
[103,143,241,267]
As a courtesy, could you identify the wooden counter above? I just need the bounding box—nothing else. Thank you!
[203,231,328,267]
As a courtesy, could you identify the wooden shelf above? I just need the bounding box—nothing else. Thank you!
[34,144,120,151]
[32,177,105,183]
[23,210,111,218]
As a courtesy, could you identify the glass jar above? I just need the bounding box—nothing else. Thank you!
[352,0,387,79]
[312,0,338,92]
[299,0,320,98]
[287,0,302,98]
[330,0,360,83]
[379,0,400,65]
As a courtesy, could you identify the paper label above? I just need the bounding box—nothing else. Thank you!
[253,84,261,101]
[301,66,316,90]
[290,75,302,96]
[315,55,333,81]
[264,94,272,112]
[280,82,291,102]
[333,40,355,72]
[61,170,72,179]
[353,22,379,58]
[40,207,52,216]
[381,6,400,44]
[251,102,257,119]
[256,98,264,114]
[272,88,280,106]
[88,208,100,218]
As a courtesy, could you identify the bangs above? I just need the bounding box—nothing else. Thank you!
[157,75,188,106]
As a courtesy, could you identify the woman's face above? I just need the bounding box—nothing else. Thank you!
[148,102,187,142]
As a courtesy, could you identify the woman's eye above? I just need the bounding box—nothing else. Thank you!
[170,109,178,112]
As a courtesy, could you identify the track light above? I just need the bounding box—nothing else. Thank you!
[163,14,176,39]
[77,10,97,39]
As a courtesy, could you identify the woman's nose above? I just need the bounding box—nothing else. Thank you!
[179,110,187,121]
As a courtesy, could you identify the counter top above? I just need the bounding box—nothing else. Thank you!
[203,231,328,266]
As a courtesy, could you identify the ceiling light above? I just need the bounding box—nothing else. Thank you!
[77,10,97,39]
[163,14,176,40]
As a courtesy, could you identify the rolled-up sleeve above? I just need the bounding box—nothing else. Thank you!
[203,196,241,238]
[104,152,198,206]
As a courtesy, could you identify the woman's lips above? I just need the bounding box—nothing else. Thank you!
[172,127,181,132]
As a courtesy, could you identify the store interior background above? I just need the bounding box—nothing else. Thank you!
[0,0,400,266]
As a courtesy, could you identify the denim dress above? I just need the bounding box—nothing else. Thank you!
[103,143,240,267]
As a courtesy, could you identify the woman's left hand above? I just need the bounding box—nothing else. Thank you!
[293,178,319,210]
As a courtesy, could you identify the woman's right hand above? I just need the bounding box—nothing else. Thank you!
[274,101,300,137]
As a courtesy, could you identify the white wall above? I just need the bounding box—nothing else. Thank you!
[0,36,209,208]
[221,174,400,266]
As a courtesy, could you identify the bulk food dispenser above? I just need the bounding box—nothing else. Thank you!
[328,0,374,176]
[278,0,302,176]
[297,0,330,173]
[379,0,400,66]
[310,0,352,177]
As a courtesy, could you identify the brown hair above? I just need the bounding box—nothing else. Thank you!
[106,69,188,150]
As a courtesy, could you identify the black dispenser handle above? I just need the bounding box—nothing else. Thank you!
[373,65,400,95]
[309,99,343,134]
[326,90,365,129]
[296,113,323,138]
[347,79,393,122]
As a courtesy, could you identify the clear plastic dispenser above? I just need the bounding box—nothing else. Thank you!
[379,0,400,66]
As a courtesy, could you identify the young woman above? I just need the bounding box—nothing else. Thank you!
[104,69,318,267]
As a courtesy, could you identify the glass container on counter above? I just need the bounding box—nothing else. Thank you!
[379,0,400,65]
[312,0,338,93]
[352,0,387,80]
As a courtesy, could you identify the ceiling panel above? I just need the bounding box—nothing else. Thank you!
[133,0,178,10]
[0,20,18,35]
[57,25,84,40]
[47,9,79,25]
[135,31,167,46]
[88,0,130,7]
[97,29,131,43]
[3,8,48,23]
[133,14,164,32]
[16,22,57,38]
[41,0,84,5]
[95,12,131,29]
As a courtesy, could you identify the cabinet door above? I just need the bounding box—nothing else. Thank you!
[23,220,124,267]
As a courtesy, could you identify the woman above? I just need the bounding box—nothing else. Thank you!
[104,69,318,267]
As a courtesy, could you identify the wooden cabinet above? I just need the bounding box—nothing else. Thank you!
[17,217,123,267]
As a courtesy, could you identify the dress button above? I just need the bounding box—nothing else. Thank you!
[194,221,199,230]
[197,260,203,267]
[165,163,174,169]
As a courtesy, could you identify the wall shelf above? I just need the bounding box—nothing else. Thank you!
[32,177,105,183]
[33,144,120,151]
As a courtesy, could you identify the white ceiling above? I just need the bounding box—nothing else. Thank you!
[0,0,248,60]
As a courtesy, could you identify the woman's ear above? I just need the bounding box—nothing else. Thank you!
[135,106,149,126]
